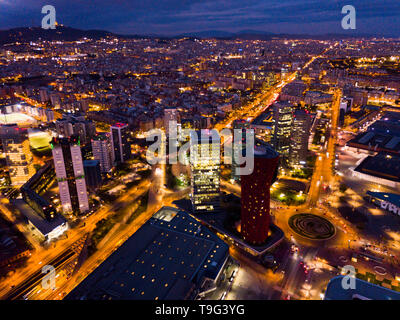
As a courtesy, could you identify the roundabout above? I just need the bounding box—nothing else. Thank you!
[289,213,336,240]
[374,266,387,276]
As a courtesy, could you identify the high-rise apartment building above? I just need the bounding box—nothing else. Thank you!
[111,123,131,164]
[190,130,220,213]
[91,132,114,173]
[271,102,293,157]
[55,114,96,145]
[51,135,89,215]
[0,124,35,186]
[289,110,311,167]
[241,143,279,245]
[164,108,179,135]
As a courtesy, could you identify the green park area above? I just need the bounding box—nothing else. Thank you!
[271,188,306,206]
[290,167,313,180]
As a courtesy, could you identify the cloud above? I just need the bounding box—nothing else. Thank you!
[0,0,399,35]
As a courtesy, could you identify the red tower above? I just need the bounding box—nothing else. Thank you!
[240,145,279,245]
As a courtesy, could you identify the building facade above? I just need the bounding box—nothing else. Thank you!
[0,124,35,186]
[55,114,96,145]
[241,144,279,245]
[190,130,221,213]
[111,123,131,164]
[271,102,293,158]
[51,136,89,215]
[91,132,114,173]
[83,160,102,190]
[289,109,311,167]
[164,108,179,135]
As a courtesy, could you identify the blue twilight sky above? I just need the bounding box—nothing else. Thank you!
[0,0,399,36]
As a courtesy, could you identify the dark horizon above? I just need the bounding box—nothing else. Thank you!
[1,0,399,37]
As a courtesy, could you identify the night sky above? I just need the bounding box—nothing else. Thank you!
[1,0,399,36]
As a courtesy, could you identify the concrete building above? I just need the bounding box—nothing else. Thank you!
[51,135,89,215]
[21,161,56,221]
[55,114,96,145]
[15,200,68,243]
[164,108,179,135]
[0,124,35,186]
[91,132,114,173]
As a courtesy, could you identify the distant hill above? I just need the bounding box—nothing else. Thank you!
[0,25,373,44]
[175,30,372,40]
[0,26,115,44]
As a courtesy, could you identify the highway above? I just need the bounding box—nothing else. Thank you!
[307,87,341,206]
[4,241,83,300]
[0,177,152,299]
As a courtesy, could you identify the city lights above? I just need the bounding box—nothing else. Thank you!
[0,1,399,308]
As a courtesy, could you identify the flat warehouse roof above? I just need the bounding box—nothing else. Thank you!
[66,207,229,300]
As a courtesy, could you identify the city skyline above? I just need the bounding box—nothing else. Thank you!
[1,0,400,304]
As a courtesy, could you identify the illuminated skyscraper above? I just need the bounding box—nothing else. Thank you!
[111,123,131,164]
[0,124,35,186]
[190,130,220,213]
[51,135,89,215]
[91,132,114,173]
[241,143,279,245]
[271,102,293,158]
[289,110,311,167]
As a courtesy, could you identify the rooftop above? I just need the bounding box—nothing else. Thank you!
[13,199,67,236]
[83,160,100,167]
[66,207,229,300]
[347,131,400,154]
[366,191,400,207]
[112,123,128,128]
[354,153,400,182]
